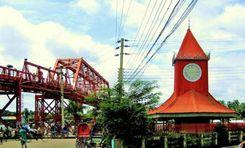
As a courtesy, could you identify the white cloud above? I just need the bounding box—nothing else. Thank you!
[122,1,245,103]
[0,6,117,111]
[0,6,116,80]
[72,0,100,15]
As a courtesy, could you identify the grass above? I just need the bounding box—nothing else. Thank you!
[0,138,76,148]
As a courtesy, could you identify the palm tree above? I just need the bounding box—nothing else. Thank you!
[88,80,160,147]
[65,101,85,124]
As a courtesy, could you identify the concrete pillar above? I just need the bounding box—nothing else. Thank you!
[228,131,231,143]
[214,132,218,145]
[164,136,168,148]
[200,134,204,147]
[183,134,187,148]
[141,138,145,148]
[239,131,243,142]
[112,139,123,148]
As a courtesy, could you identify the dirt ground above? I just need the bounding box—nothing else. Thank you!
[0,139,76,148]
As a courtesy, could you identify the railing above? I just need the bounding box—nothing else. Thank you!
[0,66,22,79]
[0,60,108,98]
[155,123,245,133]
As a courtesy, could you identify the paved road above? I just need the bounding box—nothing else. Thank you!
[0,139,76,148]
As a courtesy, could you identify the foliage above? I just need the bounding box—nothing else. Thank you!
[218,99,245,119]
[22,108,31,123]
[87,80,160,147]
[218,100,226,106]
[214,124,228,146]
[157,131,181,138]
[186,134,199,146]
[126,80,160,109]
[65,100,85,124]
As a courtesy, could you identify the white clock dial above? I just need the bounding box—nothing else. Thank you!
[183,63,202,82]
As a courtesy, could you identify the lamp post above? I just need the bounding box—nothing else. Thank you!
[58,66,65,129]
[7,64,13,76]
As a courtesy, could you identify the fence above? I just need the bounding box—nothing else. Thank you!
[155,123,245,133]
[146,131,244,148]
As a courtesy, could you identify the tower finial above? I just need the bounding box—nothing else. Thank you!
[188,17,190,29]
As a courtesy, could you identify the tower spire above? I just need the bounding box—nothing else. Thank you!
[188,17,190,29]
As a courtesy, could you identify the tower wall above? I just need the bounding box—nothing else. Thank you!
[174,60,209,96]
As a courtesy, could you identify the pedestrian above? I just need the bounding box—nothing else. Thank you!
[238,141,245,148]
[19,127,28,148]
[0,127,3,144]
[4,125,10,142]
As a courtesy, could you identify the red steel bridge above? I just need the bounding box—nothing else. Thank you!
[0,58,109,126]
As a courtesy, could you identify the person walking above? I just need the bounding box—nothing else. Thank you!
[0,127,3,144]
[19,127,28,148]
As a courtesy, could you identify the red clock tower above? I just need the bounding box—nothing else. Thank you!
[149,29,236,129]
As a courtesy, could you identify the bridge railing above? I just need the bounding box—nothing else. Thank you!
[22,60,74,91]
[0,59,108,99]
[0,65,23,80]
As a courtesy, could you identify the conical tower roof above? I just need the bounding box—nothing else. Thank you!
[148,91,236,116]
[149,29,236,118]
[175,29,208,61]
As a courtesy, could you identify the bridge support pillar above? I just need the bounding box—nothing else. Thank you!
[0,84,21,126]
[16,85,22,123]
[35,95,67,129]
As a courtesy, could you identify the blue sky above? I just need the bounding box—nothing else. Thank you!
[0,0,244,111]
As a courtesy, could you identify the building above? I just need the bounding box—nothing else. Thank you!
[148,29,236,133]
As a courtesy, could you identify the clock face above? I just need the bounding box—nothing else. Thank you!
[183,63,202,82]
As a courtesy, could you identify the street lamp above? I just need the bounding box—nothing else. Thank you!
[7,64,13,76]
[58,66,65,129]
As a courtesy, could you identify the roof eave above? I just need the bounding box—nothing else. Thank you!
[149,113,237,119]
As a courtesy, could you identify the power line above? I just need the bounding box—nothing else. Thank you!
[124,0,152,68]
[126,0,171,71]
[126,0,185,80]
[130,0,199,82]
[117,0,125,40]
[120,0,133,37]
[125,0,158,68]
[115,0,118,44]
[126,0,189,81]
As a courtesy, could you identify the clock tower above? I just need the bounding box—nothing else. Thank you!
[173,29,209,96]
[148,29,236,130]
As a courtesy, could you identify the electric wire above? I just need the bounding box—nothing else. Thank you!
[124,0,152,68]
[127,0,198,82]
[115,0,118,44]
[126,0,171,71]
[117,0,125,40]
[125,0,158,67]
[126,0,189,82]
[120,0,133,38]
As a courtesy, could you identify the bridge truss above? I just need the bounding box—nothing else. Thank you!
[0,58,109,127]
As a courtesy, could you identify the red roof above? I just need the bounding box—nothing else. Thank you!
[175,29,208,60]
[148,90,235,114]
[149,29,235,116]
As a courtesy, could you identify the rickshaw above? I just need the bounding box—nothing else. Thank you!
[76,123,91,148]
[75,123,104,148]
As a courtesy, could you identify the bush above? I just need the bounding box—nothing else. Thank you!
[214,124,228,146]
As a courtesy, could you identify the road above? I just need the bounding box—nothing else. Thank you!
[0,139,76,148]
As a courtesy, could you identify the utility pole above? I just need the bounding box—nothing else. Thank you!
[58,66,65,129]
[118,38,124,88]
[60,75,64,129]
[116,38,130,96]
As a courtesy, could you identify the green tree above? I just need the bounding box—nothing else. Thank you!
[87,80,160,147]
[214,124,228,146]
[218,100,226,106]
[227,99,240,112]
[240,103,245,119]
[227,99,245,119]
[65,101,84,124]
[22,108,30,123]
